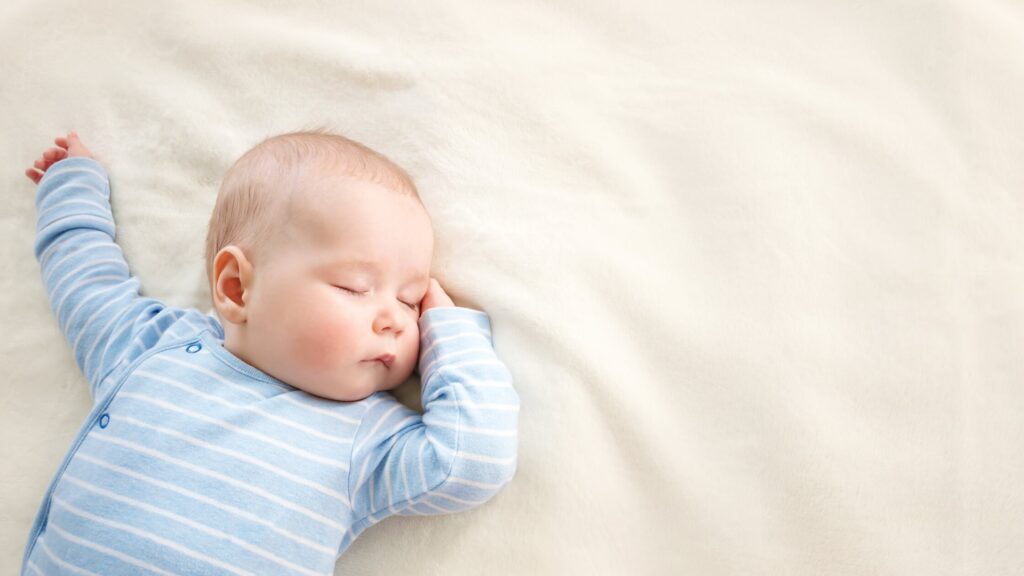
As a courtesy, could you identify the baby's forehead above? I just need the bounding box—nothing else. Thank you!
[288,171,410,217]
[284,173,430,238]
[278,180,434,281]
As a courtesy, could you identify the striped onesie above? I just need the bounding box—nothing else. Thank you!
[22,158,520,575]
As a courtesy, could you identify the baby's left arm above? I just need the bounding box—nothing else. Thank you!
[28,133,190,403]
[347,305,520,533]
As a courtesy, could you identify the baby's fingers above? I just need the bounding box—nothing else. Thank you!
[43,147,68,164]
[25,168,42,184]
[33,148,67,172]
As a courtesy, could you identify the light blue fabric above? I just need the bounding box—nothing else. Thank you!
[23,157,519,575]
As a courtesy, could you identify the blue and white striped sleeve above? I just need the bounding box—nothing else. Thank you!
[348,307,520,526]
[33,157,185,402]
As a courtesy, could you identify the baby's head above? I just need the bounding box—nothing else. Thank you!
[204,130,434,401]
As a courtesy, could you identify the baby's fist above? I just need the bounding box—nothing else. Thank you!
[419,278,455,318]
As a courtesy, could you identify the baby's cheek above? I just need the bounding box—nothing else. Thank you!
[401,325,421,371]
[291,314,356,371]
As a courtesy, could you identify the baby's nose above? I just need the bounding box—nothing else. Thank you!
[372,303,406,334]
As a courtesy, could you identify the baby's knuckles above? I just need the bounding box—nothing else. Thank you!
[420,278,455,316]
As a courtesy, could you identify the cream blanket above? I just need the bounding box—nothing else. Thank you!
[3,1,1023,574]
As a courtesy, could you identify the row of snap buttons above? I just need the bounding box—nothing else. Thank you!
[95,341,202,430]
[95,338,200,428]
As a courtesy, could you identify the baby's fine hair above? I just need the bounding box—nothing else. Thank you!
[204,129,420,288]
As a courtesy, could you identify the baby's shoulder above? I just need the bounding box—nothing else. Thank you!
[150,306,224,346]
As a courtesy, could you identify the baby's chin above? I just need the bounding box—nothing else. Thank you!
[296,384,373,403]
[295,370,411,402]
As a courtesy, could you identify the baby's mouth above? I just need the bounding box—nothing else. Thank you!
[365,354,395,368]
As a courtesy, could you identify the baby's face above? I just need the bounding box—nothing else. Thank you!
[240,173,434,401]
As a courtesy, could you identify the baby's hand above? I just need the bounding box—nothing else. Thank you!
[25,131,94,184]
[419,277,455,318]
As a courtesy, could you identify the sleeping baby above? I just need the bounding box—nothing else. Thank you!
[21,130,519,575]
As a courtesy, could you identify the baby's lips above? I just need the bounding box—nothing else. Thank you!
[365,354,396,368]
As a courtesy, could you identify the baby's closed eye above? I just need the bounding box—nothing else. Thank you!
[334,286,419,309]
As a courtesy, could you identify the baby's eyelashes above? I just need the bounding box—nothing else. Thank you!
[334,286,419,310]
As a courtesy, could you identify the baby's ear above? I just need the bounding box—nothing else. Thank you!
[212,246,252,324]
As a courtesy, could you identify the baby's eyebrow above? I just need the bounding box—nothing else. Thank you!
[332,259,377,271]
[329,259,429,286]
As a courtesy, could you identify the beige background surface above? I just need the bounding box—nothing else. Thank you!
[2,1,1023,574]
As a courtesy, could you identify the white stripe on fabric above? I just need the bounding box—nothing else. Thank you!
[400,505,427,516]
[96,313,137,375]
[417,439,428,494]
[40,239,113,277]
[52,496,255,576]
[40,166,109,184]
[58,277,126,330]
[429,400,519,412]
[45,523,175,576]
[117,392,349,470]
[133,371,351,445]
[38,539,106,576]
[281,395,360,425]
[355,457,372,509]
[419,318,490,341]
[38,185,108,213]
[352,403,403,456]
[38,198,107,222]
[61,475,325,576]
[76,453,337,556]
[42,239,107,280]
[82,301,137,377]
[48,258,128,301]
[428,490,488,507]
[432,359,507,374]
[423,420,516,437]
[124,321,159,359]
[88,434,348,532]
[153,355,267,400]
[383,443,395,513]
[430,379,514,389]
[119,415,351,507]
[417,500,449,514]
[38,214,113,239]
[400,440,411,512]
[368,474,375,514]
[419,333,491,362]
[352,412,421,498]
[430,442,516,465]
[446,475,505,490]
[71,291,133,363]
[178,316,201,336]
[419,347,493,378]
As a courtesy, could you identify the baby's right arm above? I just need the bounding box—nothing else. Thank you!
[346,306,520,540]
[29,133,185,402]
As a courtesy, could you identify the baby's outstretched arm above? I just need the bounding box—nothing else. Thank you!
[30,133,182,403]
